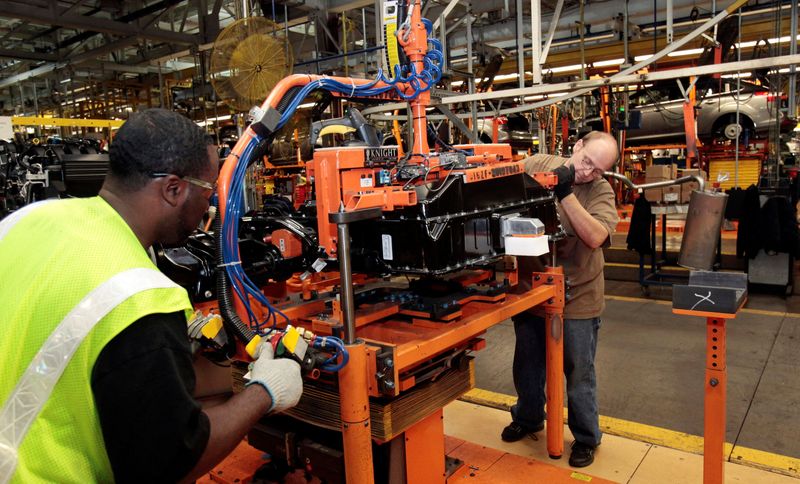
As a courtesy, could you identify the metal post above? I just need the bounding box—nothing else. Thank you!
[666,0,673,44]
[336,220,357,344]
[624,0,630,62]
[579,0,585,80]
[789,0,798,120]
[362,8,368,77]
[516,0,524,88]
[31,81,38,117]
[157,62,164,108]
[530,0,541,84]
[734,9,741,186]
[466,7,477,139]
[18,84,24,116]
[285,4,290,71]
[342,12,349,77]
[374,0,382,56]
[439,14,447,71]
[653,0,657,63]
[314,15,320,74]
[540,0,564,65]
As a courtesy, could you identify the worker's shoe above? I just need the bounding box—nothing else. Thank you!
[569,441,596,468]
[500,421,544,442]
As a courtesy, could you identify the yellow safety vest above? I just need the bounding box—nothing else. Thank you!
[0,197,192,483]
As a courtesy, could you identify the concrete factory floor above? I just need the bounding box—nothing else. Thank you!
[469,280,800,481]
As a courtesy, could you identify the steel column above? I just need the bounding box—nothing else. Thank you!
[530,0,542,84]
[516,0,525,88]
[540,0,564,65]
[789,0,798,120]
[466,8,477,140]
[667,0,674,44]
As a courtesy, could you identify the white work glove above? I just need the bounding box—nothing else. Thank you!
[245,342,303,413]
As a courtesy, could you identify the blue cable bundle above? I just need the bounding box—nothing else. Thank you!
[221,135,290,333]
[219,14,443,365]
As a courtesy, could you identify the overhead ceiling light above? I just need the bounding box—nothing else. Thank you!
[634,54,653,62]
[735,40,759,49]
[60,78,71,84]
[594,58,624,67]
[546,64,583,73]
[768,34,800,44]
[493,73,519,81]
[721,73,752,78]
[667,48,705,57]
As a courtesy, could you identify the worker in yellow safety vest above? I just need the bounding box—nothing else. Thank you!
[0,108,303,483]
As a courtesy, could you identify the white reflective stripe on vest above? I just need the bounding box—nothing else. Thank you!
[0,268,180,483]
[0,200,56,243]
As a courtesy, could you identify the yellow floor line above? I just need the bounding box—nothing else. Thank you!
[460,388,800,478]
[605,295,670,305]
[604,294,800,318]
[605,262,689,270]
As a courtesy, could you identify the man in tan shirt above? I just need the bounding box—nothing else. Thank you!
[501,131,619,468]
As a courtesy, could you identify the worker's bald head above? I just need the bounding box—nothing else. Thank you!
[569,131,619,184]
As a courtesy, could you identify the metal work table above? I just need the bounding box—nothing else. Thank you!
[639,203,721,294]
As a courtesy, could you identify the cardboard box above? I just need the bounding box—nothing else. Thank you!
[680,184,695,203]
[646,163,677,181]
[663,185,680,203]
[644,187,663,203]
[679,169,706,203]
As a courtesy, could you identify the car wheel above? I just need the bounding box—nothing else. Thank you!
[712,114,754,141]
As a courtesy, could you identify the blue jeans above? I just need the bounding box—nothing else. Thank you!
[510,312,602,447]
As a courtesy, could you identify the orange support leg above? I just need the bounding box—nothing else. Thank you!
[405,409,446,483]
[339,342,375,484]
[704,317,727,484]
[542,267,565,459]
[545,310,564,459]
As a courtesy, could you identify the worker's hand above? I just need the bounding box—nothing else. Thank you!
[552,164,575,201]
[245,342,303,413]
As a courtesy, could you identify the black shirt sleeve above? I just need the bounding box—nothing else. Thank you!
[92,311,211,483]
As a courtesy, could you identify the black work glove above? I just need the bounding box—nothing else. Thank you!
[552,164,575,201]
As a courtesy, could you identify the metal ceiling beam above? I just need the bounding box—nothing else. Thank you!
[0,2,197,45]
[52,0,186,51]
[0,49,57,61]
[82,61,165,75]
[432,0,461,32]
[539,0,564,64]
[447,0,752,109]
[446,54,800,114]
[0,34,158,88]
[0,60,69,89]
[361,54,800,120]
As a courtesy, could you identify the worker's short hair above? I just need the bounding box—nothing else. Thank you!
[108,108,209,191]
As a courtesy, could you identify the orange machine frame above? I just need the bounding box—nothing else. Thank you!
[211,1,567,481]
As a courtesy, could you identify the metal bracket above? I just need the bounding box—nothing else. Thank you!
[435,104,480,143]
[328,207,383,225]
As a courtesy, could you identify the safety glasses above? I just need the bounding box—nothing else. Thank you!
[148,172,217,198]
